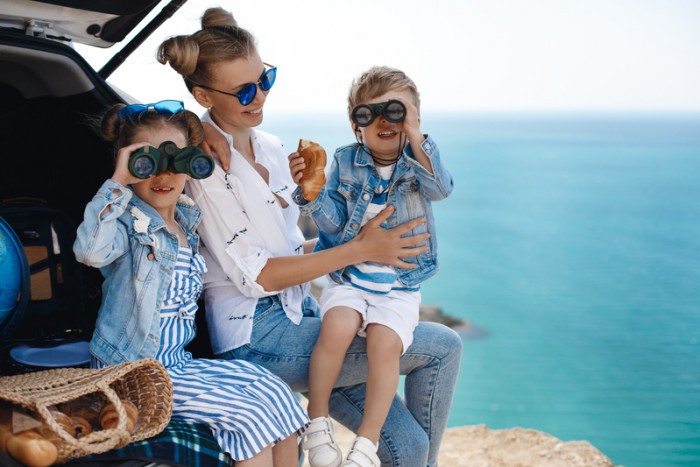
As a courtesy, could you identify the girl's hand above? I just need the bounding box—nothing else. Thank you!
[111,142,151,187]
[201,122,231,171]
[288,151,306,185]
[353,205,429,269]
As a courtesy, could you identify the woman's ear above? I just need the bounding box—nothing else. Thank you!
[192,87,212,109]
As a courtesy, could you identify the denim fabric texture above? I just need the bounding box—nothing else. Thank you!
[293,136,453,287]
[73,179,202,365]
[220,295,462,467]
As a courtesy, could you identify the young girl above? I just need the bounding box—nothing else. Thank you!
[73,101,308,467]
[157,7,462,467]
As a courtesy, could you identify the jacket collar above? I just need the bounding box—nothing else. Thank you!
[127,193,201,234]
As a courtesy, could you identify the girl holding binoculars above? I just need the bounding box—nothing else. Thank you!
[73,102,308,467]
[288,66,454,467]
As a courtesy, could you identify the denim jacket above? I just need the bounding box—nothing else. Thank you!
[293,135,453,286]
[73,179,202,366]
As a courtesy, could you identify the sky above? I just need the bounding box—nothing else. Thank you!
[76,0,700,115]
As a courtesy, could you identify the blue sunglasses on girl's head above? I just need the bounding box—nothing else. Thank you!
[195,63,277,106]
[117,100,185,119]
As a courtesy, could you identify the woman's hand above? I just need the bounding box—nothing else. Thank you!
[201,122,232,171]
[353,205,429,269]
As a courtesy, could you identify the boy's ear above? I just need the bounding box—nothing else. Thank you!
[192,87,212,109]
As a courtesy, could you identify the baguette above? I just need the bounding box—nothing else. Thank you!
[2,428,57,467]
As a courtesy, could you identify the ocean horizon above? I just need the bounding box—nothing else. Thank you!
[262,111,700,467]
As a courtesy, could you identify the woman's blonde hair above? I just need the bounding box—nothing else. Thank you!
[157,7,257,90]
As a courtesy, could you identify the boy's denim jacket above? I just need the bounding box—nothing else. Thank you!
[73,179,202,366]
[293,135,453,286]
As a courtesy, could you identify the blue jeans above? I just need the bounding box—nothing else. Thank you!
[218,295,462,467]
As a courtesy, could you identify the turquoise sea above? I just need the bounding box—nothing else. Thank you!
[263,111,700,467]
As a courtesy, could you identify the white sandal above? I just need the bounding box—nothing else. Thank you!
[341,436,380,467]
[301,416,343,467]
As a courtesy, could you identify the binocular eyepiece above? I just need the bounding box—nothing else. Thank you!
[128,141,215,179]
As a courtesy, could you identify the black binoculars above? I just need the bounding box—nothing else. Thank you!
[351,100,406,127]
[128,141,214,179]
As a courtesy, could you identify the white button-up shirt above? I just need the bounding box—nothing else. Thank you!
[185,112,309,354]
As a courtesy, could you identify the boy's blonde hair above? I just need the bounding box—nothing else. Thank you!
[347,66,421,118]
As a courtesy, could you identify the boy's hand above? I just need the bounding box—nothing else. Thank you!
[111,142,151,187]
[288,151,306,185]
[201,122,231,171]
[395,96,424,145]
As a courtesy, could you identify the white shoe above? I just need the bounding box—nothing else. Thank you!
[341,436,380,467]
[301,416,343,467]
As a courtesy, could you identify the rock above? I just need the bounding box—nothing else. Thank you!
[438,425,616,467]
[418,303,469,329]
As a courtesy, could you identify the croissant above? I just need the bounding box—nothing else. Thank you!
[297,139,326,201]
[99,400,138,433]
[34,409,74,448]
[71,416,92,438]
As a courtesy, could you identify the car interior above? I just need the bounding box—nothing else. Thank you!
[0,1,230,465]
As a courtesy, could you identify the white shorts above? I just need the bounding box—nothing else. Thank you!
[319,282,421,354]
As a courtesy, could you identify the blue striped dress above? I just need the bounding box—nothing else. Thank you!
[93,247,309,461]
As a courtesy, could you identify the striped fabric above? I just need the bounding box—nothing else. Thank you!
[344,165,420,294]
[94,247,308,461]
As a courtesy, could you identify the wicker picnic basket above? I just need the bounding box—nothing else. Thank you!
[0,358,172,463]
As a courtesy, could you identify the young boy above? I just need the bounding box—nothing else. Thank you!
[290,66,453,467]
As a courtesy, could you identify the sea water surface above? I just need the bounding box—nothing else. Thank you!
[263,111,700,467]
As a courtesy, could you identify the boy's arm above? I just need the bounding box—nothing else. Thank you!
[395,96,453,201]
[291,150,348,236]
[404,136,454,201]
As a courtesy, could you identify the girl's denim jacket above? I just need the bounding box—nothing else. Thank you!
[73,179,202,366]
[293,136,453,287]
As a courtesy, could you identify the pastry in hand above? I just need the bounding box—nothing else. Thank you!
[99,400,138,433]
[297,139,327,201]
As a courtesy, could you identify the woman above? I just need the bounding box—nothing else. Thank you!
[157,8,462,466]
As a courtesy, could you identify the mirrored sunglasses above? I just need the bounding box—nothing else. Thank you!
[117,100,185,119]
[196,64,277,106]
[351,100,406,127]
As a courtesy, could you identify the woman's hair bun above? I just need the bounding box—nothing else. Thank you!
[201,7,237,29]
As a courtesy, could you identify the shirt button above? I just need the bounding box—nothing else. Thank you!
[351,223,360,230]
[362,193,371,201]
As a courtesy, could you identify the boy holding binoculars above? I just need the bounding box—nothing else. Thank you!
[74,101,309,466]
[289,66,454,467]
